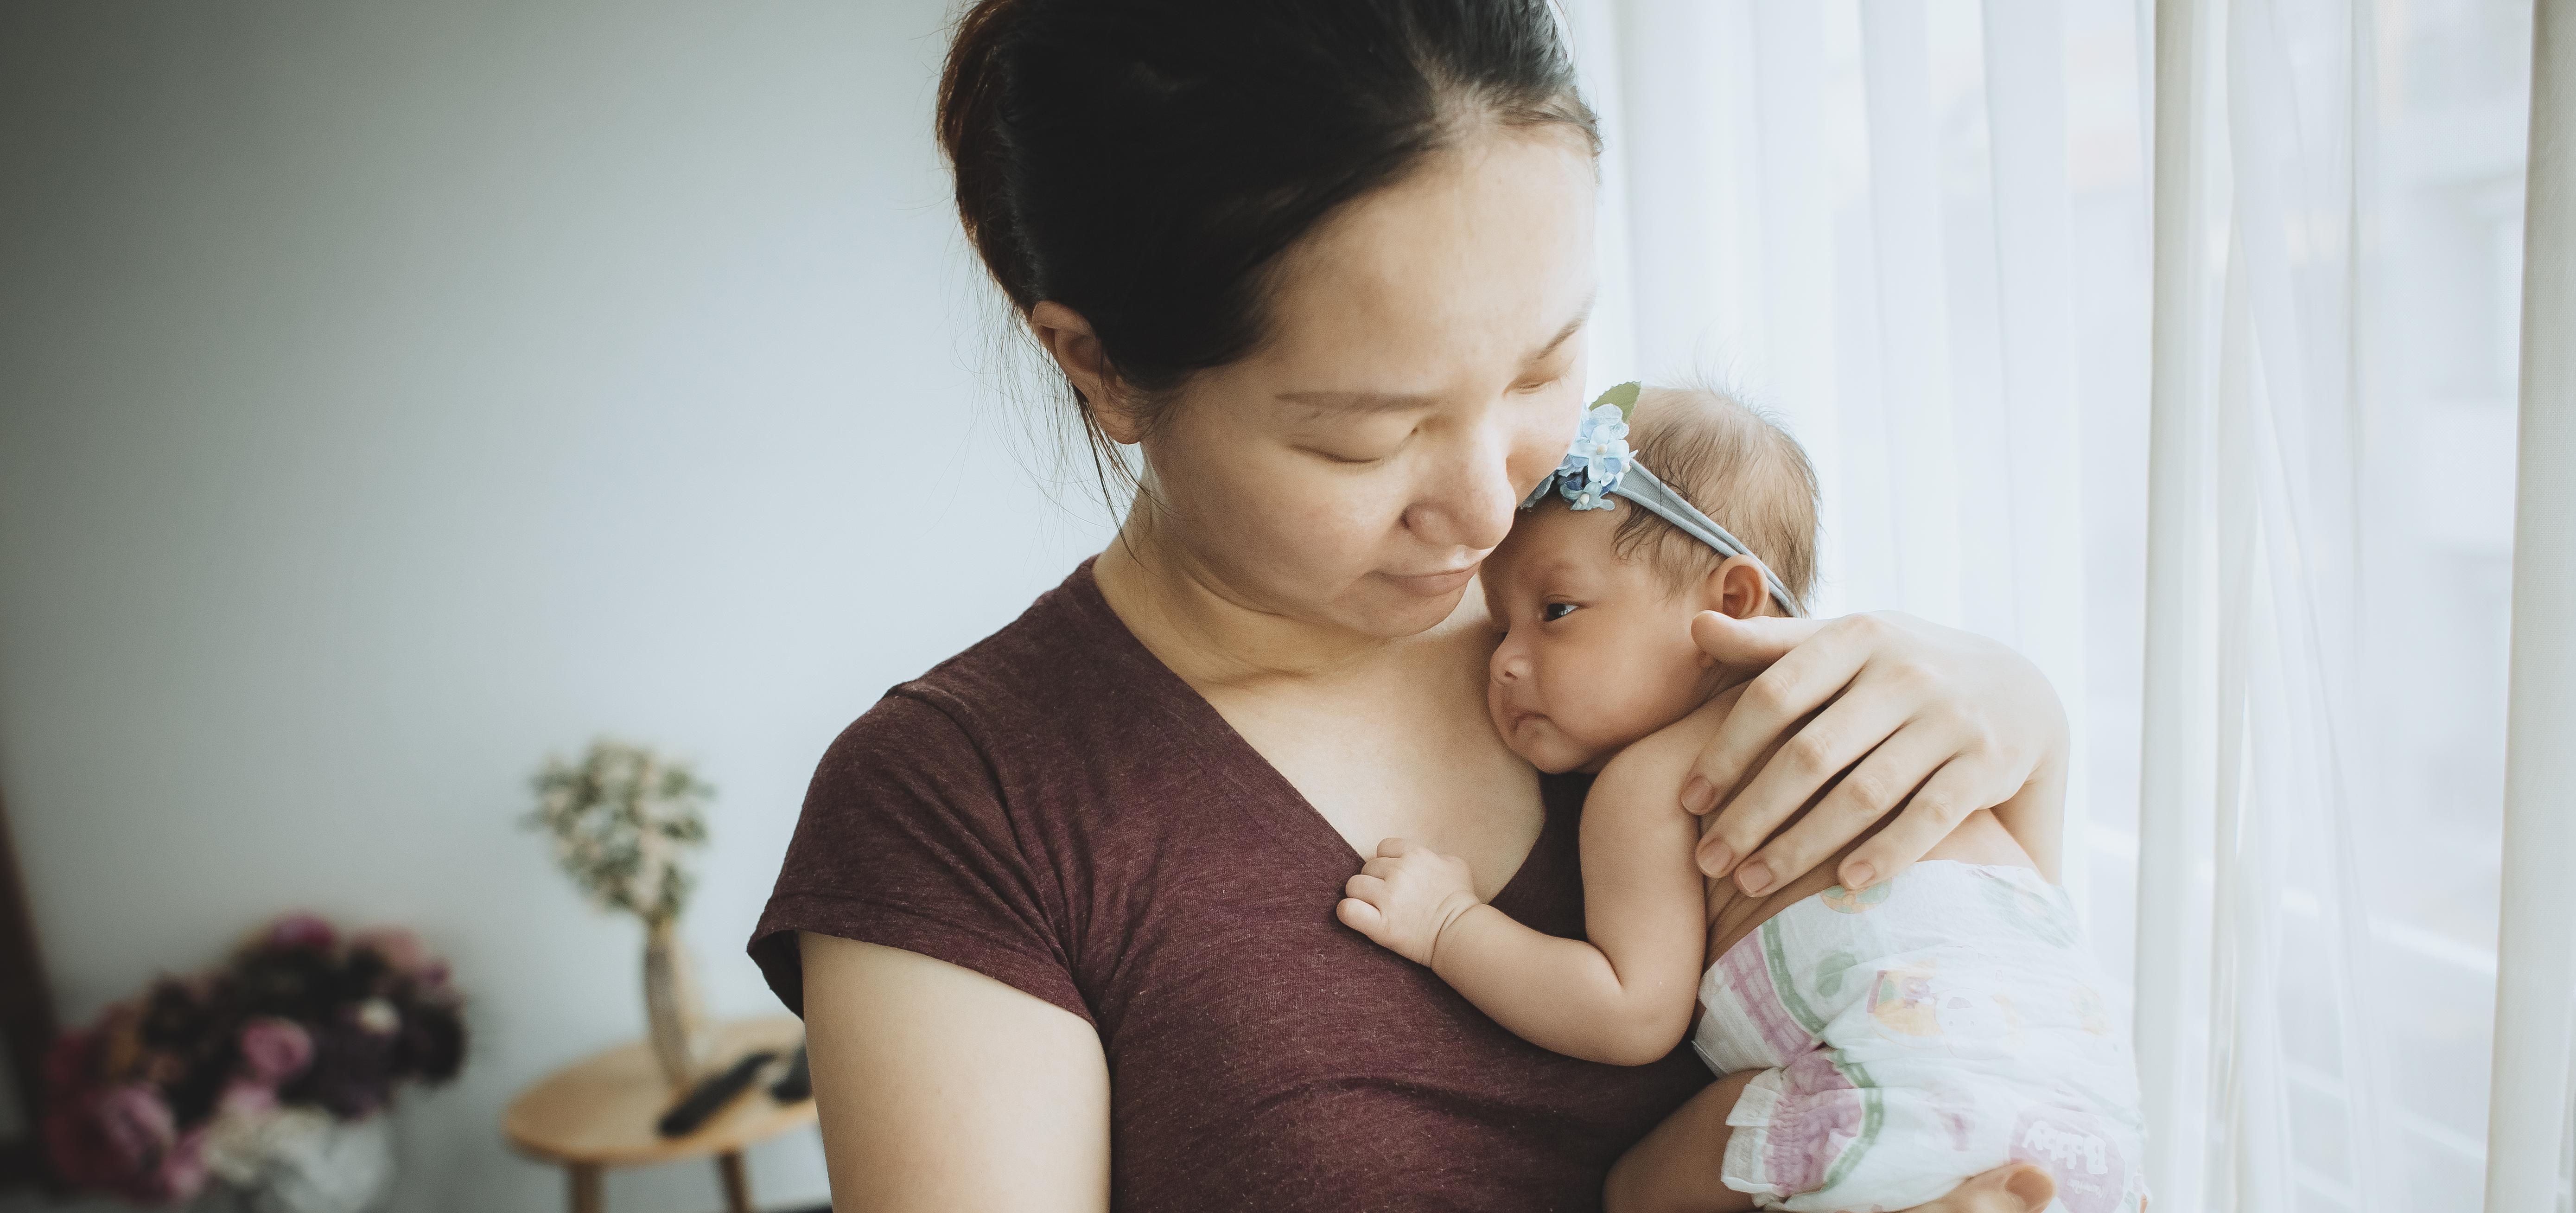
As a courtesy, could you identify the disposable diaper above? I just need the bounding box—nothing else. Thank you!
[1693,862,2146,1213]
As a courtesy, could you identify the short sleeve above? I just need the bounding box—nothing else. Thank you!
[748,692,1091,1025]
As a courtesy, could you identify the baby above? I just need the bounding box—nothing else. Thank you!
[1337,385,2144,1213]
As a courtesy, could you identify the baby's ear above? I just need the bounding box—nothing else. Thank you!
[1704,555,1771,620]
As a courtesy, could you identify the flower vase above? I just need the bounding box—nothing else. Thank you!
[642,917,711,1088]
[204,1110,394,1213]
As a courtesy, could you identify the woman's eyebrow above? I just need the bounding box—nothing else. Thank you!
[1525,300,1593,366]
[1276,295,1594,416]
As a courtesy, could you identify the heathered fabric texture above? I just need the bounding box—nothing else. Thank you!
[751,561,1710,1211]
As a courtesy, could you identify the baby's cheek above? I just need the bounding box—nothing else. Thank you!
[1575,648,1698,748]
[1552,682,1644,754]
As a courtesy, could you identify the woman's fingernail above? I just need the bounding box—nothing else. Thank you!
[1735,861,1773,896]
[1701,842,1735,877]
[1681,778,1716,814]
[1842,862,1875,891]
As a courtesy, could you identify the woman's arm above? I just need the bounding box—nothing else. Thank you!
[799,933,1111,1212]
[1336,709,1715,1066]
[1679,612,2069,894]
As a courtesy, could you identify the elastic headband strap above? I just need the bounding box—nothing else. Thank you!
[1518,387,1803,617]
[1518,463,1803,618]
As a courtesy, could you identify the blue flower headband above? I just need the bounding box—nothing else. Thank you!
[1520,382,1803,617]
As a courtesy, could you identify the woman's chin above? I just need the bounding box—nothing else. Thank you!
[1336,579,1477,638]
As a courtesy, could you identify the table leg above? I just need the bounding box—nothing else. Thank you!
[716,1150,752,1213]
[567,1163,604,1213]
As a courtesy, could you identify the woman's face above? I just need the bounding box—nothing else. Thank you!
[1134,129,1598,640]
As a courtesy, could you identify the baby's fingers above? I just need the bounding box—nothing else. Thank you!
[1335,897,1387,937]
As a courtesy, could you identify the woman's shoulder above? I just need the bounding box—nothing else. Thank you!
[868,558,1173,742]
[813,557,1224,827]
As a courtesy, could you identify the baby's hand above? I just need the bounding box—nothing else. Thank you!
[1336,838,1482,967]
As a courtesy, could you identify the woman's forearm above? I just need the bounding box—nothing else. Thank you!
[1431,905,1698,1066]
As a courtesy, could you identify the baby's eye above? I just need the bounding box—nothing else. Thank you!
[1543,602,1579,622]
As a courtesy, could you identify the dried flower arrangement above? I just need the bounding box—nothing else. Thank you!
[525,739,716,1085]
[526,740,711,927]
[42,913,465,1204]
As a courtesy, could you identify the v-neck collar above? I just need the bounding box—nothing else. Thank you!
[1057,559,1558,914]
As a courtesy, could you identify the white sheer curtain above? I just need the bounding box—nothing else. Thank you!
[1565,0,2545,1208]
[2133,0,2394,1205]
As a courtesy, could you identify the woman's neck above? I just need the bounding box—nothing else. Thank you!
[1093,508,1475,694]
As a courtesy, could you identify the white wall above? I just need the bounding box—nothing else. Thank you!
[0,2,1112,1208]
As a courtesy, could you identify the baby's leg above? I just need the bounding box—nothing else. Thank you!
[1603,1069,1762,1213]
[1604,1067,2063,1213]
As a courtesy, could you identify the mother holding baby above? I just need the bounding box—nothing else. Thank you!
[751,2,2075,1210]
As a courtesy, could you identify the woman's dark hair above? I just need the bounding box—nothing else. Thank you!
[937,0,1597,475]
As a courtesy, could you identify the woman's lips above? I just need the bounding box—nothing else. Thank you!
[1382,566,1478,596]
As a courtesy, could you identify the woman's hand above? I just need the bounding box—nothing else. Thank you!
[1681,611,2068,895]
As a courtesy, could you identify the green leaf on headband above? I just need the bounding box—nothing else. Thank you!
[1594,381,1642,420]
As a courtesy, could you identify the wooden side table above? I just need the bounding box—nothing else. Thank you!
[504,1016,817,1213]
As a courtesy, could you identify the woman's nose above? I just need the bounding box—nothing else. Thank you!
[1406,429,1521,553]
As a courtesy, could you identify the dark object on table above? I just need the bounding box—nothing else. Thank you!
[655,1049,777,1138]
[768,1042,811,1103]
[507,1017,812,1213]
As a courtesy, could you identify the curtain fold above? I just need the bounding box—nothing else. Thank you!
[2484,1,2576,1205]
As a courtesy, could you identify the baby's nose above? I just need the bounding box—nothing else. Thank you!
[1491,643,1531,684]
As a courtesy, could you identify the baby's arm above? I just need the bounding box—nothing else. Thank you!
[1337,702,1723,1066]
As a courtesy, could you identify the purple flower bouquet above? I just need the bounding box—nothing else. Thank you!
[42,913,466,1204]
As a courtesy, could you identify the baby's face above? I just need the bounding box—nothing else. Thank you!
[1480,504,1720,773]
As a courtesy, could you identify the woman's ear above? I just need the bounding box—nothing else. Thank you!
[1701,555,1773,620]
[1029,301,1146,445]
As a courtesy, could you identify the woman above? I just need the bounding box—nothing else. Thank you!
[750,2,2071,1209]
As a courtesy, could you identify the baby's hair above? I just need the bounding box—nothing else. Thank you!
[1611,383,1820,612]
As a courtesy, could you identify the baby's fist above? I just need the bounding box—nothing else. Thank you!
[1336,837,1481,967]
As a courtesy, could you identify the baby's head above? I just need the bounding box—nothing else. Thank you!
[1482,384,1819,773]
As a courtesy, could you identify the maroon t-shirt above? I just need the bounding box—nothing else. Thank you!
[751,562,1709,1210]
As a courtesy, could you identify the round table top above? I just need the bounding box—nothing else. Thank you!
[503,1016,816,1168]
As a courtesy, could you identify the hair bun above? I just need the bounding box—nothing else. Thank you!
[937,0,1036,307]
